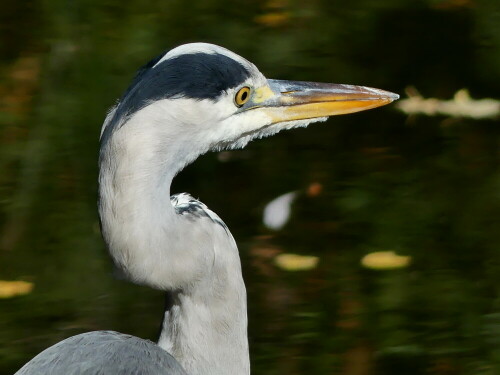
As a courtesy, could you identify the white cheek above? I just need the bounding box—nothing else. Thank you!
[206,110,271,150]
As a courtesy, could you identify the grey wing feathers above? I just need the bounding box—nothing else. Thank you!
[15,331,188,375]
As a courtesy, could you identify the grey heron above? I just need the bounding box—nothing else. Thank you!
[15,43,398,375]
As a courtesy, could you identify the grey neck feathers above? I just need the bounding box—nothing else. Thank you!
[98,107,250,375]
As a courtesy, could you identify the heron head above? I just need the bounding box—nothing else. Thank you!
[101,43,398,156]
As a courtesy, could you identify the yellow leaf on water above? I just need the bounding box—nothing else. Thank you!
[274,253,319,271]
[361,251,411,270]
[0,280,34,298]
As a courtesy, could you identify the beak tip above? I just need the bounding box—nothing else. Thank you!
[391,93,400,101]
[382,90,399,102]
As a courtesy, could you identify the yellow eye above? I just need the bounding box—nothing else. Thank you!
[235,87,251,107]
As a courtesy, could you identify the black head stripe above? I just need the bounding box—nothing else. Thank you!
[120,50,168,100]
[101,52,251,147]
[123,52,250,112]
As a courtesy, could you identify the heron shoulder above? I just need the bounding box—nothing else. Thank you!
[15,331,187,375]
[171,193,229,232]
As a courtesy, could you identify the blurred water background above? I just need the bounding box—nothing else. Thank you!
[1,0,499,374]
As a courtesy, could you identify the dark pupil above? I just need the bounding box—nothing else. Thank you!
[240,91,248,101]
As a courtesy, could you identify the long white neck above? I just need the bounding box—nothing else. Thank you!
[98,103,250,375]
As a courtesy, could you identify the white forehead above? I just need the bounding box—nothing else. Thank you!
[153,43,262,77]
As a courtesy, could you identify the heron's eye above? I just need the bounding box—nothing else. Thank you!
[235,87,251,107]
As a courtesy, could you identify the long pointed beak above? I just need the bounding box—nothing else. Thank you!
[246,79,399,123]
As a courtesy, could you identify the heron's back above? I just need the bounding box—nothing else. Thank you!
[15,331,188,375]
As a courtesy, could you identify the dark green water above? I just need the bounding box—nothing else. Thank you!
[1,0,499,374]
